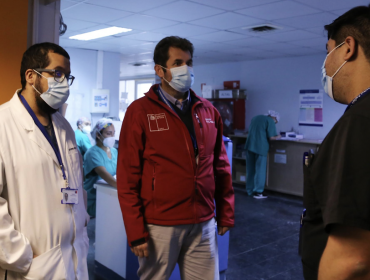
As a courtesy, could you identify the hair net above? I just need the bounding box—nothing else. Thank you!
[268,110,280,122]
[76,117,90,127]
[91,118,113,140]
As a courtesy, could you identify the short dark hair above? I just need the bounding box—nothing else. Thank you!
[153,36,194,71]
[325,5,370,62]
[20,42,70,89]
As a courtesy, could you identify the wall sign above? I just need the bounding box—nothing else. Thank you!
[299,89,323,127]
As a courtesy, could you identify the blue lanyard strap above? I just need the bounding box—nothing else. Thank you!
[19,94,68,185]
[345,87,370,112]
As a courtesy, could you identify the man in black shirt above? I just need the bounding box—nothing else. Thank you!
[301,5,370,280]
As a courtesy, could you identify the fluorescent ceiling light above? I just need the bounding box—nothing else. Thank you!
[69,26,132,41]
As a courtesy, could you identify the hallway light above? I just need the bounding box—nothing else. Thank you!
[69,26,132,41]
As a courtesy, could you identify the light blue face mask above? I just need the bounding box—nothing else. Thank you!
[160,65,194,93]
[33,70,70,109]
[321,41,347,100]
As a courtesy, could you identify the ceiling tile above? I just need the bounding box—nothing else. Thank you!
[237,1,321,20]
[306,27,327,37]
[109,14,179,31]
[274,12,338,29]
[61,0,78,10]
[189,0,281,11]
[87,0,177,13]
[191,12,262,30]
[190,31,247,42]
[224,37,276,47]
[143,1,224,22]
[253,30,320,42]
[59,38,89,48]
[294,0,370,12]
[155,23,218,37]
[123,32,168,42]
[62,17,99,31]
[290,37,328,50]
[62,3,132,24]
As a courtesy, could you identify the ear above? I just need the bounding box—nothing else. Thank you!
[25,69,37,86]
[343,36,357,61]
[154,65,165,78]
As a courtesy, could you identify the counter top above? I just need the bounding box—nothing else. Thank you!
[229,134,322,145]
[273,138,322,145]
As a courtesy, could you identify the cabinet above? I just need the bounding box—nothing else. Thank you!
[228,135,247,188]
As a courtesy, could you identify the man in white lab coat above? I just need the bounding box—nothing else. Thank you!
[0,43,89,279]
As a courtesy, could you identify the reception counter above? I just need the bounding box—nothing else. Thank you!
[266,139,321,196]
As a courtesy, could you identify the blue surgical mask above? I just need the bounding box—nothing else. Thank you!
[160,65,194,93]
[33,70,70,109]
[321,41,347,100]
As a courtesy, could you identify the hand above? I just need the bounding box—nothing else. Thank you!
[218,226,230,236]
[131,242,149,258]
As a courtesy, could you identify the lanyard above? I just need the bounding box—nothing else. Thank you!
[157,86,198,151]
[345,87,370,112]
[19,94,69,187]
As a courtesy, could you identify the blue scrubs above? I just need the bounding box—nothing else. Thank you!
[83,145,118,216]
[75,129,92,158]
[245,115,277,195]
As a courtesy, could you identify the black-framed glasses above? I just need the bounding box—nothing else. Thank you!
[34,68,75,86]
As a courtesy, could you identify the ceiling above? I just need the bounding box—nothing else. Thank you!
[59,0,370,77]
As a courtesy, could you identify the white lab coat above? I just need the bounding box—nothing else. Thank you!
[0,91,90,280]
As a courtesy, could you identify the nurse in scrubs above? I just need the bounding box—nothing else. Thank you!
[84,118,118,217]
[74,116,92,158]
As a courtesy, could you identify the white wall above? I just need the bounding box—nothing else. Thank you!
[193,54,346,140]
[64,47,120,130]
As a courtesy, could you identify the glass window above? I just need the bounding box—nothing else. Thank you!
[119,79,153,121]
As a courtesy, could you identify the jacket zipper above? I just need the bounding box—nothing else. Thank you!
[152,165,156,209]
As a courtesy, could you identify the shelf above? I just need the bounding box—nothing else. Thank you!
[233,156,246,160]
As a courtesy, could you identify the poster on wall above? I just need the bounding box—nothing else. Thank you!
[299,89,323,127]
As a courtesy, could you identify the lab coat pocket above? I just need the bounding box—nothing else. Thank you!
[22,244,66,280]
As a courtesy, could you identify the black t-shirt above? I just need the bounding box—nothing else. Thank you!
[301,92,370,279]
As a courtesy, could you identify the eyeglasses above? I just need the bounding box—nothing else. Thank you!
[33,68,75,86]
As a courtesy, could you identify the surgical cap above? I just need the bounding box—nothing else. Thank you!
[91,118,113,140]
[268,110,280,122]
[76,117,90,127]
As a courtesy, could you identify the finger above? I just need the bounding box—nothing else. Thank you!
[137,249,144,258]
[144,247,149,258]
[218,228,222,235]
[130,248,134,254]
[134,248,139,257]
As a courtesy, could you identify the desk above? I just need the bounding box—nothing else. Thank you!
[266,139,321,197]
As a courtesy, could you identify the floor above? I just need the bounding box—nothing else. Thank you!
[86,189,304,280]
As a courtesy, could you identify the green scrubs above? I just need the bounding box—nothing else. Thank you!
[245,115,277,195]
[74,129,92,158]
[83,145,118,217]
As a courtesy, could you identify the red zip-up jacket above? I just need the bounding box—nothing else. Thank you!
[117,84,235,246]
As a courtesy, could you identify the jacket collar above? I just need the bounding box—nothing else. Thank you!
[145,84,203,106]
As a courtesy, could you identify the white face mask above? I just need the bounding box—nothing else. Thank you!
[33,70,70,109]
[321,42,347,100]
[103,136,115,148]
[98,131,115,148]
[161,65,194,93]
[82,125,91,134]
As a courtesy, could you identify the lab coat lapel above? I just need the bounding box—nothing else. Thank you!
[9,91,60,167]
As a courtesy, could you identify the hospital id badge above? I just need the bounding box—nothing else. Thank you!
[61,188,78,205]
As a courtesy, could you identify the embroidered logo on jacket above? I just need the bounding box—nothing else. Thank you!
[205,118,215,124]
[147,113,169,132]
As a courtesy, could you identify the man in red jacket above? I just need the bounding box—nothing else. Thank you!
[117,36,235,280]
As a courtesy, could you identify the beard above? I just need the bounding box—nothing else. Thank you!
[34,78,58,115]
